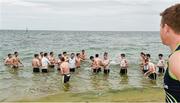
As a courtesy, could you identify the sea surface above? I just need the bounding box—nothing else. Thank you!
[0,30,170,101]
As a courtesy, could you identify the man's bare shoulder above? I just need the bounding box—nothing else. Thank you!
[169,51,180,80]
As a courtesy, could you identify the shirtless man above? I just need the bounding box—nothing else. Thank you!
[32,54,41,73]
[145,54,151,62]
[11,52,23,68]
[144,59,157,80]
[157,54,166,73]
[95,54,102,72]
[119,54,128,75]
[60,57,70,83]
[39,52,44,66]
[140,52,146,69]
[102,52,110,74]
[63,52,69,62]
[80,50,87,60]
[90,56,98,73]
[57,54,62,71]
[75,53,81,68]
[48,52,56,68]
[41,53,51,73]
[160,4,180,102]
[4,54,13,66]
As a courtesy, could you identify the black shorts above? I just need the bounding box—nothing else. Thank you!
[97,68,101,72]
[62,74,71,83]
[120,69,127,75]
[12,65,18,68]
[158,67,165,73]
[33,68,40,73]
[148,73,157,80]
[49,65,55,68]
[93,69,98,73]
[42,69,48,73]
[143,70,148,74]
[104,69,110,74]
[70,68,75,72]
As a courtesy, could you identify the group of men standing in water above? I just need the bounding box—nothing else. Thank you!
[4,49,130,83]
[4,52,24,68]
[140,52,166,80]
[4,49,166,83]
[31,50,86,83]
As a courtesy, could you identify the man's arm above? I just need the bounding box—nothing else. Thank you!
[169,52,180,81]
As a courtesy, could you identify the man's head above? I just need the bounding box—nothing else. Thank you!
[90,56,94,61]
[76,53,80,57]
[160,4,180,45]
[50,52,54,56]
[71,53,75,59]
[146,54,151,59]
[158,54,163,59]
[40,52,43,57]
[95,54,99,58]
[44,53,48,57]
[34,54,39,58]
[140,52,145,57]
[63,52,67,56]
[104,52,108,59]
[8,54,12,58]
[58,54,62,58]
[121,54,125,58]
[82,50,85,54]
[14,52,18,57]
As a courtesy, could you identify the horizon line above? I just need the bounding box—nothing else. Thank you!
[0,29,159,32]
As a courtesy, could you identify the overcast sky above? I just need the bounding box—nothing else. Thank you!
[0,0,179,31]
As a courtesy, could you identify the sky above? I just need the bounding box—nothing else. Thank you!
[0,0,179,31]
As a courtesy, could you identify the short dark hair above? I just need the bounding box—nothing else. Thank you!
[44,53,48,57]
[146,54,151,58]
[160,4,180,33]
[159,54,163,57]
[95,54,99,57]
[76,53,80,56]
[121,54,125,57]
[50,52,53,55]
[82,50,85,52]
[14,51,18,55]
[8,54,11,57]
[104,52,108,56]
[34,54,39,58]
[40,52,43,54]
[63,52,67,54]
[140,52,145,56]
[90,56,94,60]
[58,54,62,57]
[61,57,65,62]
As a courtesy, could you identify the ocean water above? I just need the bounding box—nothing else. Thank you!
[0,30,169,101]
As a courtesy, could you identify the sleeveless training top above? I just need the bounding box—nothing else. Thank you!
[164,44,180,103]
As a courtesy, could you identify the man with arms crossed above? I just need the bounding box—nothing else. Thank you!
[12,52,23,68]
[32,54,41,73]
[160,4,180,102]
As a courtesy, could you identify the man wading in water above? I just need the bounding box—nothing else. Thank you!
[160,3,180,102]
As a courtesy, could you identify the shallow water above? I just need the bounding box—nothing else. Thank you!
[0,30,169,101]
